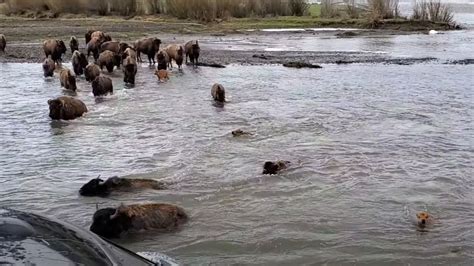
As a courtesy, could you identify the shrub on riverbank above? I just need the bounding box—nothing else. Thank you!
[412,0,454,24]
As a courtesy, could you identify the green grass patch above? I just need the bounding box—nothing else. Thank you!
[309,4,321,17]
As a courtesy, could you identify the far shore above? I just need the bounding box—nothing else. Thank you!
[0,13,460,43]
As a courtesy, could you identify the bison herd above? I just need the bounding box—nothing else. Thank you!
[39,30,205,122]
[1,30,291,240]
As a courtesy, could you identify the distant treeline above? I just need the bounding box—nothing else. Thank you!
[1,0,310,20]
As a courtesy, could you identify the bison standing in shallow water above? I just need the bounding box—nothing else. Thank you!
[123,55,137,85]
[85,63,101,82]
[48,96,87,120]
[59,68,77,91]
[164,44,184,69]
[90,203,188,238]
[134,37,161,64]
[98,50,120,73]
[100,41,129,55]
[42,57,55,77]
[92,76,113,96]
[72,51,88,76]
[0,34,6,53]
[211,83,226,103]
[69,36,79,53]
[43,39,67,65]
[185,40,200,67]
[87,37,102,61]
[156,50,169,71]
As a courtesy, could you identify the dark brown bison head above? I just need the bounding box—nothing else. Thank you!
[57,40,67,54]
[79,177,110,196]
[153,38,162,51]
[192,41,200,57]
[78,53,88,68]
[68,73,77,91]
[48,98,63,120]
[118,42,130,55]
[90,207,132,238]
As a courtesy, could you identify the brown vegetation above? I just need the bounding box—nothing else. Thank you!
[412,0,454,24]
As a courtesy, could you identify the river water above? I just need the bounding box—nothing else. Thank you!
[1,26,473,265]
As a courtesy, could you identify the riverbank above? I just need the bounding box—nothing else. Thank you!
[0,15,465,66]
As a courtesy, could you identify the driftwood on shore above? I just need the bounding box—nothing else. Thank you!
[282,62,322,69]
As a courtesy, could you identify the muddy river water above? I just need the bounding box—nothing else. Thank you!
[1,25,473,264]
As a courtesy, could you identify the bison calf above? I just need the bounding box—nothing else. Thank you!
[48,96,87,120]
[211,83,226,103]
[92,76,113,96]
[59,68,77,91]
[42,57,55,77]
[80,176,166,197]
[90,203,188,238]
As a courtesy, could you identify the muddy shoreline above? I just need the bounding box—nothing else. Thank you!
[0,16,468,66]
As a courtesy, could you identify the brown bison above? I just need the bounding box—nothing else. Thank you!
[98,50,120,73]
[87,37,102,61]
[69,36,79,53]
[84,63,101,82]
[100,41,129,55]
[90,203,188,238]
[263,161,291,175]
[91,31,106,43]
[48,96,87,120]
[0,34,6,53]
[79,176,166,197]
[134,37,161,64]
[185,40,200,67]
[123,55,138,85]
[85,30,95,45]
[164,44,184,69]
[92,76,113,96]
[42,57,55,77]
[43,39,67,64]
[156,50,169,71]
[59,68,77,92]
[72,51,88,76]
[211,83,226,103]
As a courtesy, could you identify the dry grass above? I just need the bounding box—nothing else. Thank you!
[412,0,454,23]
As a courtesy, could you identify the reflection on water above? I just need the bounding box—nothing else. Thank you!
[1,38,473,264]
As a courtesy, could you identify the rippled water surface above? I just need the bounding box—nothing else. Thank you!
[1,31,473,265]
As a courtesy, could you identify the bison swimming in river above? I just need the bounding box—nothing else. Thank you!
[90,203,188,238]
[262,160,291,175]
[48,96,87,120]
[79,176,166,197]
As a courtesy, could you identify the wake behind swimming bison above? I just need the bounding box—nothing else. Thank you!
[90,203,188,238]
